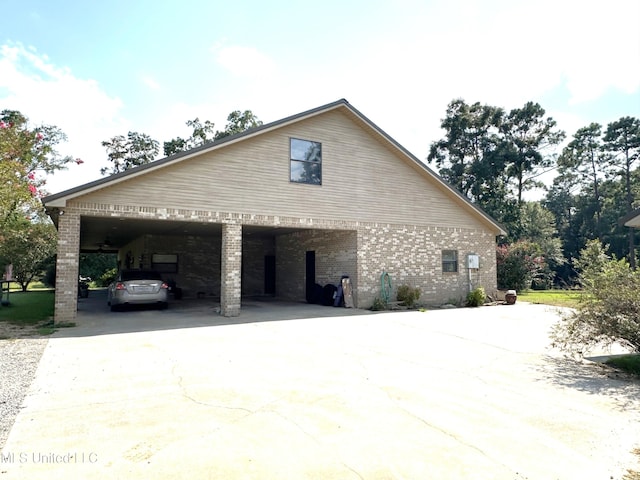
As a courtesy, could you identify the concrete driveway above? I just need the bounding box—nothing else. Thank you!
[1,295,639,479]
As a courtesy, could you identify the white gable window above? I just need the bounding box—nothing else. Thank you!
[290,138,321,185]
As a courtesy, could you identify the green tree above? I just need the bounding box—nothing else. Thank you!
[164,110,262,157]
[500,102,565,203]
[597,177,640,263]
[79,252,118,283]
[518,202,565,286]
[214,110,262,140]
[544,172,579,243]
[428,99,504,200]
[163,118,217,157]
[428,99,565,239]
[1,109,79,226]
[557,123,607,240]
[544,171,586,284]
[162,137,188,157]
[545,121,639,282]
[101,131,159,175]
[551,240,640,355]
[0,220,57,291]
[427,99,518,231]
[603,116,640,268]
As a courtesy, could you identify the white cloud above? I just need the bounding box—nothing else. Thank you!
[0,43,127,193]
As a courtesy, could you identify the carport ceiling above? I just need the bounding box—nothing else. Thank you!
[79,217,306,252]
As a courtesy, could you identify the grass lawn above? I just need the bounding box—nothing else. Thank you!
[1,280,50,292]
[517,289,582,308]
[0,291,57,337]
[0,290,55,325]
[606,355,640,376]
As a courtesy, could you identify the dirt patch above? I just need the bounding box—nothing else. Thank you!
[0,321,47,340]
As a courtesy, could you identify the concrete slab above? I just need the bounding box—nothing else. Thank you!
[1,300,639,479]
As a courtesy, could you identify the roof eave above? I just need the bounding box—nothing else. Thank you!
[620,207,640,228]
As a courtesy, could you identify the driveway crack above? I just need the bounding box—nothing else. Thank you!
[376,384,517,474]
[269,410,365,480]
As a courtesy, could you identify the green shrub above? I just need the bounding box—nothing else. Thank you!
[97,268,118,287]
[370,297,387,311]
[551,240,640,355]
[497,240,549,291]
[397,285,421,308]
[466,287,486,307]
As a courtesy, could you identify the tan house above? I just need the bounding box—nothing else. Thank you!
[43,99,506,322]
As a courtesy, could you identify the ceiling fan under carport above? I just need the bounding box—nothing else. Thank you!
[95,237,116,252]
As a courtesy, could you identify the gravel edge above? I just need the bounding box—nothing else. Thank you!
[0,338,48,450]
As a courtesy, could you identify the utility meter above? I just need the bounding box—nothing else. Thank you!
[467,254,480,269]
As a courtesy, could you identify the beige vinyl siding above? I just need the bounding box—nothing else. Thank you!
[73,110,488,231]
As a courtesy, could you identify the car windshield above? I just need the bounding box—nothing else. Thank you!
[120,270,163,281]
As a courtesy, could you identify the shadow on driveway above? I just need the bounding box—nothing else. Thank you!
[534,354,640,412]
[65,289,374,338]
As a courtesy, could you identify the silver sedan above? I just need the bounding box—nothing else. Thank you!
[107,270,169,311]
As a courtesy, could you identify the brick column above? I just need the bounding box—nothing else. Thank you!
[54,210,80,324]
[220,223,242,317]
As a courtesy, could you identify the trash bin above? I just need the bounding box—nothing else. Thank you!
[78,278,90,298]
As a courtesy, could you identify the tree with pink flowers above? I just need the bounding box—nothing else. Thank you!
[1,109,80,290]
[0,109,79,226]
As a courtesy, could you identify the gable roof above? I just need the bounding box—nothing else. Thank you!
[42,99,506,235]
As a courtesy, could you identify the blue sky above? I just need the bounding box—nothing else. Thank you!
[1,0,639,195]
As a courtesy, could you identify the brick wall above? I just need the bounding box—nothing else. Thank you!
[277,229,357,303]
[357,224,497,308]
[220,223,242,316]
[51,202,498,320]
[112,231,279,299]
[54,208,81,323]
[122,234,222,297]
[242,236,275,296]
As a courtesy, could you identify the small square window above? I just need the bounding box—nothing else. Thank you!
[442,250,458,273]
[290,138,321,185]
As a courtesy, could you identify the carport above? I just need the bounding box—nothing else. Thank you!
[45,206,357,322]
